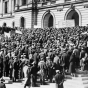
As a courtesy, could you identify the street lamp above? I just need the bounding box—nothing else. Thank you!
[31,0,38,28]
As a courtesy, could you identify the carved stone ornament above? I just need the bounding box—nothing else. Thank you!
[46,10,50,13]
[70,3,75,10]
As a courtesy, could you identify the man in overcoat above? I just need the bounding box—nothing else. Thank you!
[55,70,64,88]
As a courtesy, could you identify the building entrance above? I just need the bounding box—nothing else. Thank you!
[43,13,53,28]
[66,10,79,26]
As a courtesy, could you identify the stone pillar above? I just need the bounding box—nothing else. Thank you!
[0,0,3,15]
[9,0,12,13]
[31,0,38,28]
[0,0,1,14]
[12,0,14,13]
[3,1,4,14]
[19,0,22,6]
[16,0,19,6]
[15,0,19,10]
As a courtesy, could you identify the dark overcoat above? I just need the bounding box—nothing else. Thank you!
[69,53,76,73]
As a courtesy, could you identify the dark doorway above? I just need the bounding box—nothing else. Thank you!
[20,17,25,28]
[43,13,53,28]
[48,15,53,28]
[66,10,79,26]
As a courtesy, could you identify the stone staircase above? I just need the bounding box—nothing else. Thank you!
[64,70,88,88]
[3,70,88,88]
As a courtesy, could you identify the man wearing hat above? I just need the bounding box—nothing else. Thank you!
[46,56,53,82]
[54,70,64,88]
[38,58,46,85]
[0,78,6,88]
[0,49,4,78]
[30,61,38,87]
[13,56,19,82]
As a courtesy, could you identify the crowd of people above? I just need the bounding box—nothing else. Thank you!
[0,26,88,88]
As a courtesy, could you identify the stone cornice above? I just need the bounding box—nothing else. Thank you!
[15,0,88,12]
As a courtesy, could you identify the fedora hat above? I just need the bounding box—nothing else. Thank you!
[56,70,60,73]
[0,78,5,82]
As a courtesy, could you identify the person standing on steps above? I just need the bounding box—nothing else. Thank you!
[55,70,64,88]
[0,78,6,88]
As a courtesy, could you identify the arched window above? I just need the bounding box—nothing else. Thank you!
[12,22,15,28]
[22,0,26,5]
[3,23,7,27]
[20,17,25,28]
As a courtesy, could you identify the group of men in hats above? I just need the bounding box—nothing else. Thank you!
[1,26,88,88]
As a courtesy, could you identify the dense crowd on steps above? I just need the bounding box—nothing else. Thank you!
[0,26,88,88]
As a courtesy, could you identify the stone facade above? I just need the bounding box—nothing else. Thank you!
[0,0,88,28]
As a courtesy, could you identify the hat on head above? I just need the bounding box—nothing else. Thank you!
[32,61,36,65]
[56,70,60,73]
[1,48,4,51]
[21,55,23,57]
[63,48,67,52]
[46,56,50,59]
[41,57,44,60]
[49,49,52,52]
[22,53,26,56]
[23,55,26,57]
[0,78,5,82]
[13,55,17,58]
[24,60,29,65]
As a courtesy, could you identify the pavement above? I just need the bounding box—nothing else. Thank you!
[6,83,56,88]
[4,70,88,88]
[3,77,56,88]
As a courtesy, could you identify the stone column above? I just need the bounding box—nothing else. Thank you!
[19,0,21,6]
[15,0,19,10]
[16,0,17,6]
[31,0,38,28]
[0,0,3,15]
[9,0,12,13]
[16,0,19,6]
[0,0,1,14]
[12,0,14,13]
[3,1,4,14]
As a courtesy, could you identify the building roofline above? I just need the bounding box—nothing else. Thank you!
[15,0,88,12]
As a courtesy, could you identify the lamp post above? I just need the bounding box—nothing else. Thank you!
[31,0,38,28]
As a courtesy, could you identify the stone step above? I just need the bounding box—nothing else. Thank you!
[83,84,88,88]
[65,79,82,84]
[64,76,88,88]
[3,73,88,88]
[83,80,88,84]
[76,70,88,74]
[72,76,88,81]
[77,74,88,77]
[2,77,12,84]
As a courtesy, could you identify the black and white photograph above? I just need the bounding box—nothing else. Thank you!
[0,0,88,88]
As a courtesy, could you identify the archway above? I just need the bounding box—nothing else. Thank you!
[20,17,25,28]
[66,10,79,26]
[43,13,54,28]
[65,8,82,27]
